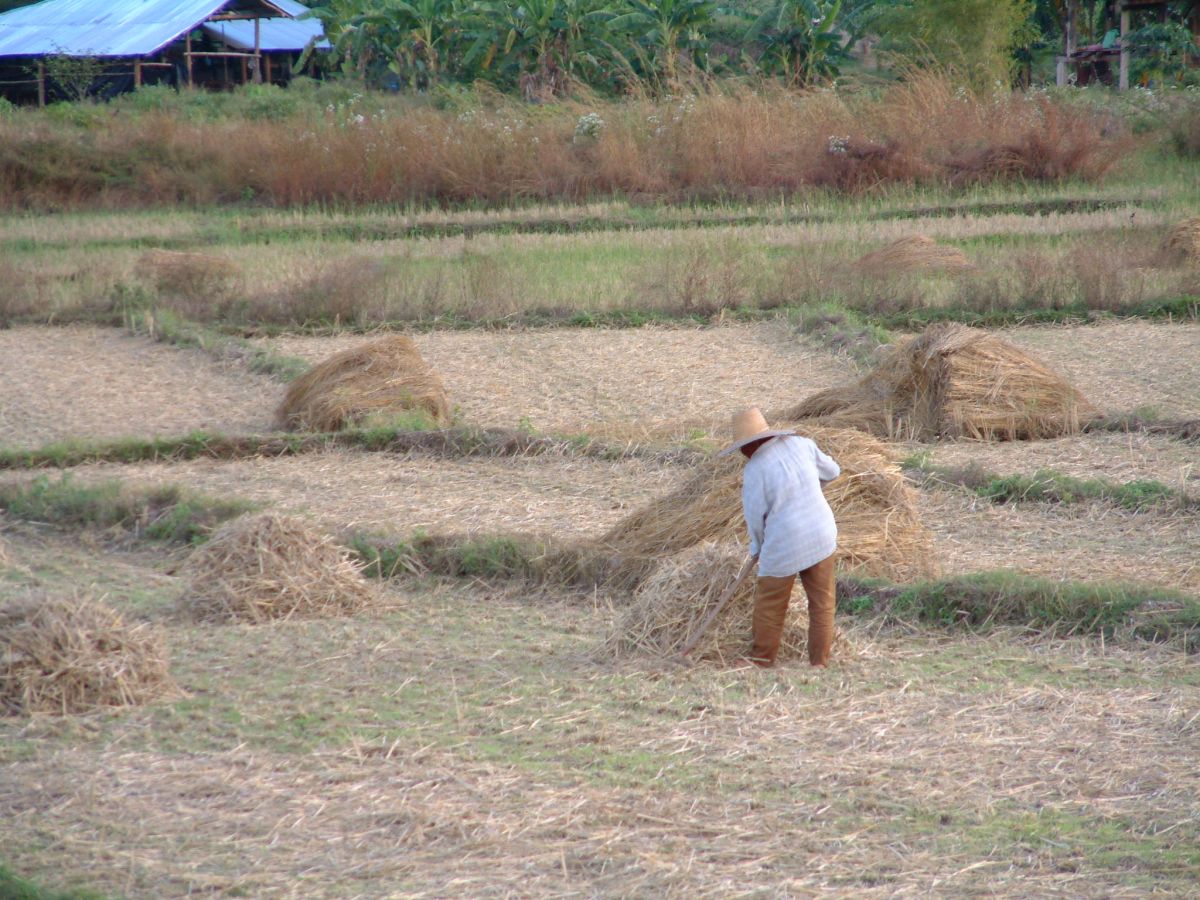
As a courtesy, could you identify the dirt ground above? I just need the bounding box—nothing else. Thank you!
[0,327,279,450]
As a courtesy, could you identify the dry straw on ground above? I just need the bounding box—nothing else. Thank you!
[180,513,377,623]
[853,235,974,275]
[1163,218,1200,264]
[605,540,855,664]
[788,323,1096,441]
[276,335,451,432]
[586,424,935,591]
[0,593,173,716]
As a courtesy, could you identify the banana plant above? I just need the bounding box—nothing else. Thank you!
[609,0,718,86]
[462,0,622,95]
[745,0,852,86]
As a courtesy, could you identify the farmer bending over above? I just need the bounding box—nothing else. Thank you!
[721,407,840,668]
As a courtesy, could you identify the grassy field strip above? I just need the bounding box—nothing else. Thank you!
[2,205,1176,262]
[0,198,1170,256]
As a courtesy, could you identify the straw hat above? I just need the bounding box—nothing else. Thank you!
[718,407,796,457]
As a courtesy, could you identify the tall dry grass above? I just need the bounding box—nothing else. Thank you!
[0,75,1132,210]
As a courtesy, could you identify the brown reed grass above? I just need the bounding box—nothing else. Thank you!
[0,75,1129,210]
[0,592,173,716]
[276,335,451,432]
[180,513,378,624]
[136,249,242,319]
[788,323,1097,441]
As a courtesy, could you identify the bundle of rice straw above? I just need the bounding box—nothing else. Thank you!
[589,424,935,591]
[605,540,855,664]
[853,235,973,275]
[276,335,451,432]
[136,248,239,297]
[1163,218,1200,264]
[787,323,1096,441]
[180,513,377,623]
[1,593,173,716]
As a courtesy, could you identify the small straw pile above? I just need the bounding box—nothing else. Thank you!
[604,541,805,662]
[136,248,239,295]
[180,513,378,623]
[1163,218,1200,264]
[276,335,451,432]
[853,235,974,275]
[1,593,173,716]
[590,424,935,591]
[787,323,1096,441]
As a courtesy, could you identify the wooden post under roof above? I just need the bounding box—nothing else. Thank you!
[253,17,262,84]
[134,58,142,88]
[186,31,194,87]
[264,54,272,84]
[1119,3,1131,89]
[36,59,45,107]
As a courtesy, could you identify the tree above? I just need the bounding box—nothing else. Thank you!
[875,0,1037,88]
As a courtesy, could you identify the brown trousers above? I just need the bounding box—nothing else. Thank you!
[751,553,836,667]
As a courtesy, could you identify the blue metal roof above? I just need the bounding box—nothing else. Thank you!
[0,0,297,58]
[203,1,328,53]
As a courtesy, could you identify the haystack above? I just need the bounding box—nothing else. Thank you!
[787,323,1096,441]
[276,335,451,432]
[137,249,239,296]
[604,541,817,663]
[1163,218,1200,264]
[1,593,173,716]
[853,235,973,275]
[180,513,378,623]
[590,424,935,591]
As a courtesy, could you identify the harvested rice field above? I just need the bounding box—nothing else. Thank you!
[0,327,279,449]
[37,450,681,538]
[3,189,1200,898]
[257,323,860,437]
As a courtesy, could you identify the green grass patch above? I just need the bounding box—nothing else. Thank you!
[0,475,252,544]
[124,306,310,382]
[907,459,1199,512]
[0,865,104,900]
[840,570,1200,651]
[349,532,553,581]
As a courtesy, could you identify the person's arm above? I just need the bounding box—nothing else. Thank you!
[742,464,768,559]
[813,443,840,483]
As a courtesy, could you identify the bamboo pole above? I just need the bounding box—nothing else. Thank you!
[253,18,262,84]
[37,59,45,107]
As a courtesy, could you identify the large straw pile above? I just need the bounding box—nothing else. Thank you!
[1,593,173,716]
[787,323,1096,441]
[276,335,451,432]
[180,513,378,623]
[605,541,818,663]
[590,424,935,591]
[853,235,973,275]
[1163,218,1200,264]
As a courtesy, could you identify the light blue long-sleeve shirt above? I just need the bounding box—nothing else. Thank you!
[742,435,840,577]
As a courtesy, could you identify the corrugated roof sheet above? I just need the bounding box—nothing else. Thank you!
[203,0,328,53]
[0,0,298,58]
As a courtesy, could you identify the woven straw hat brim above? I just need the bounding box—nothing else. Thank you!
[717,429,797,457]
